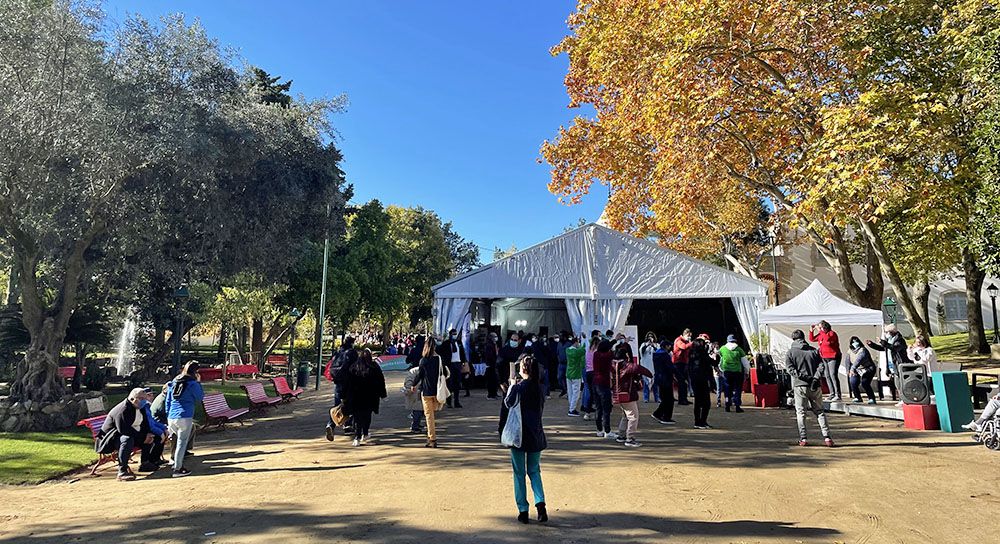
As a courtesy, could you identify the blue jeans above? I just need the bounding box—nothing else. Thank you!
[557,363,568,392]
[716,373,728,403]
[642,376,660,402]
[510,449,545,512]
[410,409,424,431]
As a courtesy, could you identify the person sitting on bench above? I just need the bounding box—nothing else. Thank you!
[98,387,159,481]
[963,392,1000,432]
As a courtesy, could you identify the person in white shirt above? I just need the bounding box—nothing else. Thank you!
[639,332,659,403]
[907,334,940,373]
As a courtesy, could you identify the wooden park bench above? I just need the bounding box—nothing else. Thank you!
[241,381,282,411]
[271,376,303,402]
[77,415,138,476]
[201,392,250,431]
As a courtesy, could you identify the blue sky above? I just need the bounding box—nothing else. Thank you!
[103,1,607,263]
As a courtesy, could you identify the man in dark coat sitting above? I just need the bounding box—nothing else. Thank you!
[98,387,158,481]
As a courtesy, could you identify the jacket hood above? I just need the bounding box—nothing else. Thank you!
[790,338,811,349]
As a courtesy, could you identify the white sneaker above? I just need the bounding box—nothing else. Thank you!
[624,439,641,448]
[961,421,981,432]
[361,434,370,444]
[583,413,594,420]
[605,432,618,440]
[595,431,605,438]
[352,439,360,447]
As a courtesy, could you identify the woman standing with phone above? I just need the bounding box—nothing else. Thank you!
[503,355,548,524]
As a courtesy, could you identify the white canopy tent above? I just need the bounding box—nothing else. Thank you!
[432,223,768,342]
[760,279,884,371]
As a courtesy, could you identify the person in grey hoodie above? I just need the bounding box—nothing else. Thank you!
[785,330,833,447]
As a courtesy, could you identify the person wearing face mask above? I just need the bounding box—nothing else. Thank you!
[498,332,523,385]
[484,332,501,399]
[529,334,553,398]
[672,329,694,405]
[867,324,907,403]
[847,336,878,404]
[639,333,659,404]
[437,328,467,408]
[581,331,601,419]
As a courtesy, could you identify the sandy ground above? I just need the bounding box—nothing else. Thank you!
[0,373,992,544]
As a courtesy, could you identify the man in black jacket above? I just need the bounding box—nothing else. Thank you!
[99,388,157,481]
[867,324,908,401]
[786,330,833,447]
[438,329,467,408]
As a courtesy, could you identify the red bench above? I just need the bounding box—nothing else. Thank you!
[226,364,258,379]
[271,376,303,402]
[265,354,288,374]
[196,368,224,381]
[241,382,282,411]
[77,415,138,476]
[201,392,250,430]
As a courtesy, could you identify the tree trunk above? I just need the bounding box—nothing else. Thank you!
[811,224,884,309]
[857,219,931,338]
[914,281,932,338]
[137,320,196,379]
[72,343,85,393]
[216,323,228,364]
[4,262,18,306]
[963,248,989,354]
[154,327,166,348]
[251,318,263,364]
[9,317,66,403]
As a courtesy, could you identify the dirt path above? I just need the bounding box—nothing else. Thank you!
[0,373,990,543]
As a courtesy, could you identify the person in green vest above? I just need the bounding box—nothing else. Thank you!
[718,334,748,413]
[565,336,587,416]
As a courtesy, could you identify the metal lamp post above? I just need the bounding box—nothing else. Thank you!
[288,308,302,380]
[171,285,190,376]
[883,296,898,326]
[769,232,780,305]
[988,283,999,344]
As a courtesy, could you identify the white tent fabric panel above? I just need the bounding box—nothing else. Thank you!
[732,296,766,337]
[433,224,767,300]
[596,298,633,333]
[434,298,473,337]
[759,280,883,326]
[564,298,593,337]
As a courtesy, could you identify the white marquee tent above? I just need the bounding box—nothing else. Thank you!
[760,279,884,370]
[432,223,768,340]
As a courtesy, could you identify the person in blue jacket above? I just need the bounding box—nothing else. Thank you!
[165,361,204,478]
[138,391,168,467]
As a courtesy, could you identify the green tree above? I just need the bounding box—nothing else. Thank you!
[388,206,453,328]
[344,201,403,339]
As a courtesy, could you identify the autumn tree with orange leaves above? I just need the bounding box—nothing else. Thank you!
[542,0,1000,340]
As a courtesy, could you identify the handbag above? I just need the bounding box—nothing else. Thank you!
[461,361,472,376]
[500,390,522,448]
[436,356,451,404]
[329,405,348,427]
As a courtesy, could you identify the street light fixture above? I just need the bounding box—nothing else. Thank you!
[883,296,898,326]
[988,283,999,345]
[171,285,190,377]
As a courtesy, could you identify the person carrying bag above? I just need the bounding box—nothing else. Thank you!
[411,338,450,447]
[503,355,548,525]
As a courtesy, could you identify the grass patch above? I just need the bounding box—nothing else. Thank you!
[928,329,997,368]
[0,429,97,485]
[0,380,279,486]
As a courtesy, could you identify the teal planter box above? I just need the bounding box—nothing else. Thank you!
[932,371,974,433]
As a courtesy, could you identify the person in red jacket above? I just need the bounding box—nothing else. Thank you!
[809,320,843,401]
[672,329,693,405]
[611,346,653,447]
[591,339,616,438]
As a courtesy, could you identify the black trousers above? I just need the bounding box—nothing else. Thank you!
[653,383,674,421]
[486,364,499,398]
[582,371,595,412]
[675,363,689,402]
[692,380,711,427]
[353,410,373,440]
[118,434,158,471]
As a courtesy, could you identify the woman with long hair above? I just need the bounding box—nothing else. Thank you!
[591,337,615,438]
[505,355,548,524]
[688,337,716,429]
[340,349,387,446]
[411,337,449,447]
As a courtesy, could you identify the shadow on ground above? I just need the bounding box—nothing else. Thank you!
[0,507,841,544]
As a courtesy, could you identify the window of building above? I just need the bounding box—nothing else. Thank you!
[942,292,966,321]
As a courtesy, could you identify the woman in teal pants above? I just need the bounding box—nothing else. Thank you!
[504,354,548,524]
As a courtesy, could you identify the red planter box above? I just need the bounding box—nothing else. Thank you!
[903,403,940,431]
[754,384,780,408]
